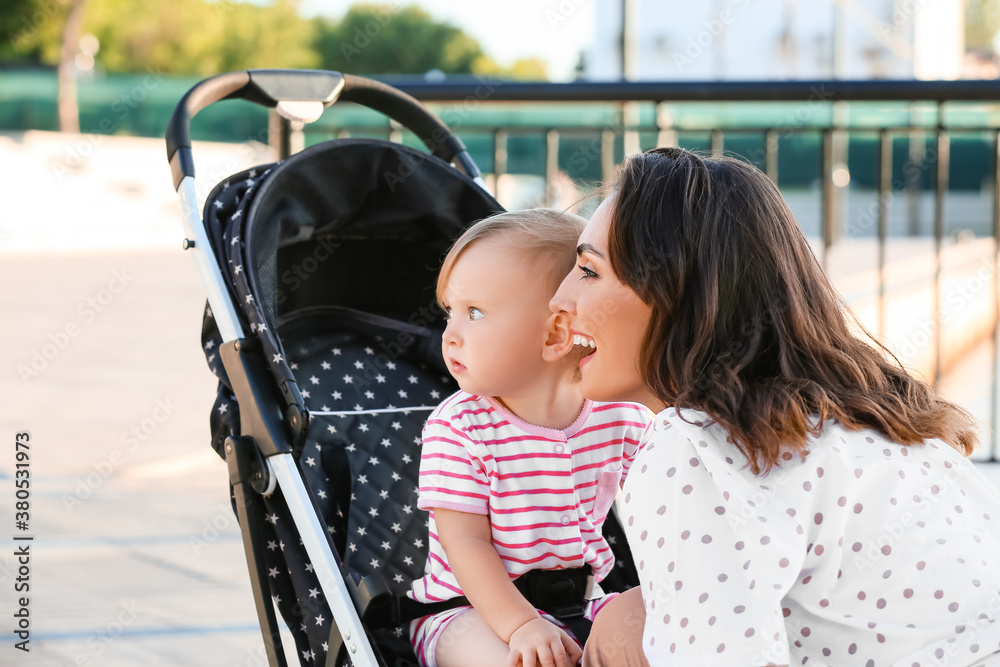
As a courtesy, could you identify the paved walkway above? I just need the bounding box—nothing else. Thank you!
[0,249,303,666]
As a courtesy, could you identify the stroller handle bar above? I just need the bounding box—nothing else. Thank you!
[165,68,479,190]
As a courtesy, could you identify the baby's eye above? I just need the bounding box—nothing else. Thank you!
[578,264,598,279]
[469,307,485,321]
[443,306,453,320]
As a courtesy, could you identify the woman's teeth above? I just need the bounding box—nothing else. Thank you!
[573,334,596,349]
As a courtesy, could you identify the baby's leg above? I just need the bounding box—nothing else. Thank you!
[434,607,512,667]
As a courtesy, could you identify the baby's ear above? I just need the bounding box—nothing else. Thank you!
[542,312,575,362]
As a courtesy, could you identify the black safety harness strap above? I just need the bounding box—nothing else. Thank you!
[367,566,594,644]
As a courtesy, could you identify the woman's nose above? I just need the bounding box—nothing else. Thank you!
[550,271,577,315]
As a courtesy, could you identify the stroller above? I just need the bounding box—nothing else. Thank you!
[165,69,639,666]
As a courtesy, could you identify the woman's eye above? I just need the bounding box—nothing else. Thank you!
[469,307,485,320]
[578,264,598,279]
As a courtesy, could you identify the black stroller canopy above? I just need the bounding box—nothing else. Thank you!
[244,138,502,332]
[201,137,502,402]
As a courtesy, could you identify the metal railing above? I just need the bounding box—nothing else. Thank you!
[289,79,1000,461]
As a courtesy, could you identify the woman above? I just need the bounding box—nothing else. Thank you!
[550,147,1000,666]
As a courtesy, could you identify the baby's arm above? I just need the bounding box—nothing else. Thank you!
[434,508,582,667]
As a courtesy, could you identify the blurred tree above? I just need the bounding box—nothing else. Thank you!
[0,0,318,74]
[1,1,547,79]
[84,0,317,75]
[966,0,1000,51]
[314,4,481,75]
[312,3,547,79]
[0,0,66,64]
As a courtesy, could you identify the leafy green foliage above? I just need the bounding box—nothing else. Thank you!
[84,0,317,75]
[313,4,481,75]
[0,0,547,79]
[1,0,68,64]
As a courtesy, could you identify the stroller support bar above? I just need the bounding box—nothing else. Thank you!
[269,454,381,667]
[178,177,244,342]
[226,436,289,667]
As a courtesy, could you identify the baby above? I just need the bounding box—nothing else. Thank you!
[407,208,652,667]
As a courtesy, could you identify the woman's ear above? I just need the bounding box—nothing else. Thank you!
[542,312,575,361]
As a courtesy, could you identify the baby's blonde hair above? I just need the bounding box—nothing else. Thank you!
[436,209,587,305]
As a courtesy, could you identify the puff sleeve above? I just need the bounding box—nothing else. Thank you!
[620,417,807,666]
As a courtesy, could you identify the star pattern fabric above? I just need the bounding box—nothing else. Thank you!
[201,164,279,458]
[201,299,640,665]
[272,314,458,664]
[204,299,457,664]
[195,158,638,665]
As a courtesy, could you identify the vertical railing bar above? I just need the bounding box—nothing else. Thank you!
[545,129,560,207]
[991,129,1000,462]
[601,128,616,189]
[821,128,834,271]
[877,129,891,341]
[711,129,724,157]
[493,129,508,202]
[656,101,678,148]
[623,100,641,156]
[765,128,779,184]
[932,115,948,388]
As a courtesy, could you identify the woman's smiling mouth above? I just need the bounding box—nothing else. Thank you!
[572,333,597,368]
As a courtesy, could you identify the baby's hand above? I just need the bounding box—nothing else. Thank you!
[506,617,582,667]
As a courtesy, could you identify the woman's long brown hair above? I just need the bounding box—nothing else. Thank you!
[608,147,978,474]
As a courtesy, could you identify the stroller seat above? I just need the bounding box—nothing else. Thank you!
[168,69,638,667]
[196,133,496,664]
[207,304,459,664]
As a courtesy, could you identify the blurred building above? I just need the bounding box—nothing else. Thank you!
[584,0,966,80]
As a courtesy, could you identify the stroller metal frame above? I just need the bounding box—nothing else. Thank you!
[166,69,490,667]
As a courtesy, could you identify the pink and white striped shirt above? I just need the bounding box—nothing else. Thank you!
[408,391,653,605]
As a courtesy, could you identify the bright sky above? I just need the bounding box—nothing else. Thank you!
[298,1,597,81]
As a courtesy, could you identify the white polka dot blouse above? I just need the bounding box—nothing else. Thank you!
[621,407,1000,666]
